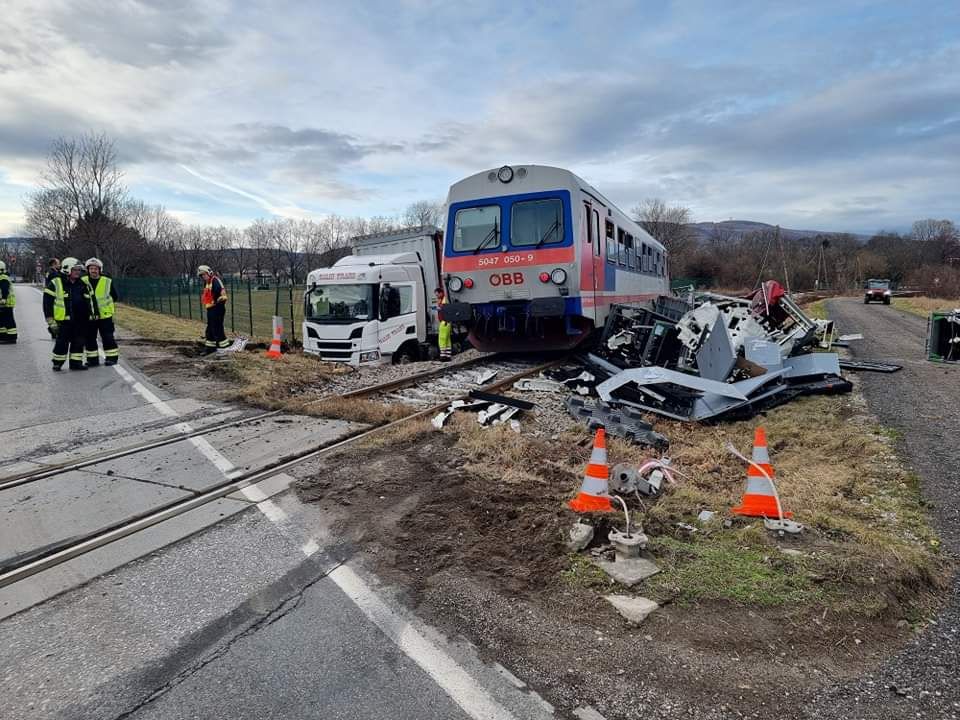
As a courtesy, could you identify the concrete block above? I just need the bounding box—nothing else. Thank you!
[574,707,608,720]
[593,557,660,586]
[605,594,659,625]
[566,521,594,552]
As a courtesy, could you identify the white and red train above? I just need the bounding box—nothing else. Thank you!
[441,165,670,352]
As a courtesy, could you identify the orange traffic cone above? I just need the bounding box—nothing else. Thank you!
[731,427,792,519]
[266,315,283,359]
[569,427,614,513]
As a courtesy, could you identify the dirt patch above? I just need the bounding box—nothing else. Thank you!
[293,388,947,718]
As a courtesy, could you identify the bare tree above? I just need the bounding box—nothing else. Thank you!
[403,199,443,229]
[632,198,696,276]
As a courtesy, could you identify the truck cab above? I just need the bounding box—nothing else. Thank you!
[302,227,446,365]
[864,279,892,305]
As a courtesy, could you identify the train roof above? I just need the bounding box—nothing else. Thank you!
[446,164,665,253]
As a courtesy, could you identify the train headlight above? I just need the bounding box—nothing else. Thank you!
[448,276,464,292]
[463,277,474,289]
[550,268,567,285]
[497,165,514,183]
[538,272,550,283]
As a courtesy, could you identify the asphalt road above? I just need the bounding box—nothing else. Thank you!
[804,298,960,720]
[0,287,554,720]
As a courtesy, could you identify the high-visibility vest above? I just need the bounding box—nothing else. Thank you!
[202,278,227,309]
[84,276,114,319]
[0,273,14,308]
[45,276,89,321]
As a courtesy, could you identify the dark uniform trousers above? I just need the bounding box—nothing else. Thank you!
[85,319,119,365]
[0,307,14,343]
[53,319,88,369]
[205,303,228,349]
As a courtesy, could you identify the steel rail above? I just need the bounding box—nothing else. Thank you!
[0,360,560,590]
[338,353,502,399]
[0,409,284,491]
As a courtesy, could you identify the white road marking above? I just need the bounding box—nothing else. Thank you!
[328,564,520,720]
[111,363,288,522]
[114,352,520,719]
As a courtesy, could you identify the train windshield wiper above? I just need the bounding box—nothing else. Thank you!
[473,221,499,254]
[534,218,560,248]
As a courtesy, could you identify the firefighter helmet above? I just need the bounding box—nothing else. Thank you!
[197,264,212,276]
[0,260,6,272]
[85,257,104,271]
[62,257,80,273]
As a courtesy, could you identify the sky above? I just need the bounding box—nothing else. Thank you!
[0,0,957,236]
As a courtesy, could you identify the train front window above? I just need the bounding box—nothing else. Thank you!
[454,205,501,252]
[511,198,563,247]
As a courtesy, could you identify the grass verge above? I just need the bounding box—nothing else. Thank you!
[114,302,205,343]
[892,296,960,317]
[445,391,945,619]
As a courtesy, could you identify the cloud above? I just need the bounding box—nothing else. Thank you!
[0,1,958,235]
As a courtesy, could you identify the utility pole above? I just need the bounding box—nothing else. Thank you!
[776,226,791,293]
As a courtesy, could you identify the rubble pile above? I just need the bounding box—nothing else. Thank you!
[583,281,851,423]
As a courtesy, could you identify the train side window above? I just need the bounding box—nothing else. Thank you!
[583,204,592,245]
[656,251,662,276]
[605,220,615,264]
[617,228,626,266]
[625,234,635,270]
[593,210,601,257]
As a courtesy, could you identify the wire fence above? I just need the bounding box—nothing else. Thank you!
[119,276,306,342]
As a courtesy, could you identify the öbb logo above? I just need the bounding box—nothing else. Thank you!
[489,272,524,287]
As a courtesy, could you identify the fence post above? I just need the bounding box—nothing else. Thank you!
[177,280,182,317]
[288,284,296,343]
[247,279,254,337]
[229,275,235,333]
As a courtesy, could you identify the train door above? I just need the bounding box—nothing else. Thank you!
[582,202,601,324]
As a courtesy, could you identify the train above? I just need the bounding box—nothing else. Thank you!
[440,164,670,352]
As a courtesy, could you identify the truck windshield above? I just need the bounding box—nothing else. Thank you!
[867,280,889,289]
[454,205,500,252]
[306,284,376,323]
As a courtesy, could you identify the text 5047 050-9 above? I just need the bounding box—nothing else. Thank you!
[477,253,535,268]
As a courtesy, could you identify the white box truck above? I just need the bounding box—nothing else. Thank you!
[302,226,448,365]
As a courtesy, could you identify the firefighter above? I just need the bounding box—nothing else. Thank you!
[0,260,16,344]
[43,257,91,370]
[82,257,119,366]
[198,265,229,354]
[45,258,61,283]
[435,287,452,361]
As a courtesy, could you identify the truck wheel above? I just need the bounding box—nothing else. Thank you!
[393,342,419,365]
[864,297,869,304]
[883,297,890,305]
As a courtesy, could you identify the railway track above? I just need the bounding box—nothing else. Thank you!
[0,358,558,590]
[344,353,557,406]
[0,409,284,491]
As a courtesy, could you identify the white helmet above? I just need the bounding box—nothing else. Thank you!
[85,257,104,271]
[62,257,80,273]
[197,264,212,276]
[0,260,6,272]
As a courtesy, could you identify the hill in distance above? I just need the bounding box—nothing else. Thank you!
[688,220,871,243]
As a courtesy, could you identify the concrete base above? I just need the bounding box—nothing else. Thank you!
[593,556,661,586]
[605,594,659,624]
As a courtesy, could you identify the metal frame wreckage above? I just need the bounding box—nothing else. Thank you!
[581,281,852,425]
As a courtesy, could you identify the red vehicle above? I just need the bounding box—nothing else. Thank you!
[864,279,892,304]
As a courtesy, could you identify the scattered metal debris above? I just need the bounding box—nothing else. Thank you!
[838,359,903,373]
[475,369,498,385]
[565,397,668,449]
[583,281,850,422]
[513,377,564,392]
[926,309,960,363]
